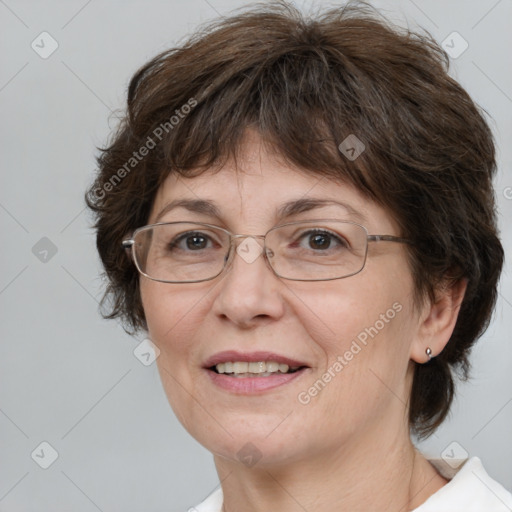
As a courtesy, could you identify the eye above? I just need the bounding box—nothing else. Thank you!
[170,231,215,251]
[296,229,349,251]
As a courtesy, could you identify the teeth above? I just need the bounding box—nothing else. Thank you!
[233,362,248,373]
[214,361,299,375]
[266,361,279,372]
[248,361,266,373]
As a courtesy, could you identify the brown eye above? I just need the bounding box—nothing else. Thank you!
[295,229,348,252]
[170,232,213,251]
[308,233,332,250]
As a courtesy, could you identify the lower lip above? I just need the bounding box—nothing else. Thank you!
[205,368,308,393]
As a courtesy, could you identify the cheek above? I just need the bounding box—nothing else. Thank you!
[140,280,206,350]
[304,280,407,354]
[300,275,416,399]
[140,280,209,426]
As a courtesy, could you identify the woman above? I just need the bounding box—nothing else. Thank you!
[86,1,511,510]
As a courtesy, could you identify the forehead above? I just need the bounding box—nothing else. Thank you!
[149,138,397,234]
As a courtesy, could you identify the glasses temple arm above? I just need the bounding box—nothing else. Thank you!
[367,235,412,244]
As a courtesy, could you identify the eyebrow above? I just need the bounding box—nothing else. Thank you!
[155,199,221,221]
[154,198,366,223]
[277,198,365,221]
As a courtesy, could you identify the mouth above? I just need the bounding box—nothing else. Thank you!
[210,360,305,378]
[203,351,310,393]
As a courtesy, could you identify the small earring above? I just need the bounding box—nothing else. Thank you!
[425,347,433,361]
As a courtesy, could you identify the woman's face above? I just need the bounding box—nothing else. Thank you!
[141,134,423,466]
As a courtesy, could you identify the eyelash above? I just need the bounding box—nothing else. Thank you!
[168,229,349,252]
[293,229,348,251]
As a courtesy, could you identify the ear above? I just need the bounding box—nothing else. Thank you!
[410,278,468,364]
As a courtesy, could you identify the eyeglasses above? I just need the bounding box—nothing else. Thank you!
[121,220,411,283]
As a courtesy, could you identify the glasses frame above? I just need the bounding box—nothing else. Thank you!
[121,219,412,284]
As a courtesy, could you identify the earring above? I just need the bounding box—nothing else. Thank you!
[425,347,433,361]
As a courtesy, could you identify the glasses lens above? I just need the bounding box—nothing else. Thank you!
[132,223,229,282]
[266,221,368,280]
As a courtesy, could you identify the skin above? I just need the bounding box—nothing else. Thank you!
[140,131,466,511]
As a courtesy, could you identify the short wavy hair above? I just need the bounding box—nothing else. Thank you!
[85,1,504,438]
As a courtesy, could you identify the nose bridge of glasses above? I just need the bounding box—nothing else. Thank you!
[230,233,266,241]
[228,233,267,253]
[225,233,274,272]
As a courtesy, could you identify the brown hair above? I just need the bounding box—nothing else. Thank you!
[85,1,504,438]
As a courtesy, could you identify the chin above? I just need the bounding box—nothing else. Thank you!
[188,415,318,469]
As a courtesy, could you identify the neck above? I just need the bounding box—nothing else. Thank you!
[214,422,447,512]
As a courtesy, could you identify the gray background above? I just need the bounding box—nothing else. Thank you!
[0,0,511,510]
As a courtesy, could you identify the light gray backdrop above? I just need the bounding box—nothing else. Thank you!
[1,0,511,511]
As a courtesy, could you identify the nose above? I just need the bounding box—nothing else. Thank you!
[211,235,285,328]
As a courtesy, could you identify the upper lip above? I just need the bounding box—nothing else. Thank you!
[203,350,310,369]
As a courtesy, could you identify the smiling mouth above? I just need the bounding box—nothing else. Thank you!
[210,361,306,377]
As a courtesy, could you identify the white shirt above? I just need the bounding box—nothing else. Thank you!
[189,457,512,511]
